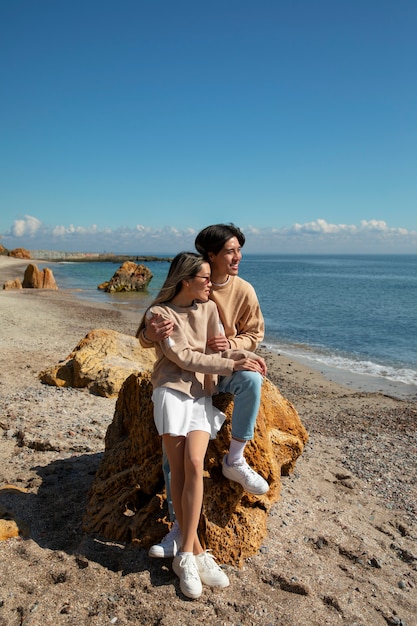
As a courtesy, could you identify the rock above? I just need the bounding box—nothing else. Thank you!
[0,243,8,255]
[83,372,308,566]
[22,263,58,289]
[0,486,30,540]
[3,278,23,290]
[41,267,58,289]
[39,329,156,397]
[0,519,22,541]
[23,264,41,288]
[97,261,153,292]
[8,247,31,259]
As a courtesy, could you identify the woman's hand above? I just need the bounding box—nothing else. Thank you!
[232,355,267,376]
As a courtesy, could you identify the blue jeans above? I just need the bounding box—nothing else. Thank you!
[162,443,175,521]
[162,370,263,521]
[217,370,263,441]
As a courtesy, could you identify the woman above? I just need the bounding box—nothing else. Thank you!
[137,252,266,600]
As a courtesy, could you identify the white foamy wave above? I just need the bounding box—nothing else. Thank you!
[310,354,417,386]
[264,341,417,387]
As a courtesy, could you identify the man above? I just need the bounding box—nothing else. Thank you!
[139,223,268,558]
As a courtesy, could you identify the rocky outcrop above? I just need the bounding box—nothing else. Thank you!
[2,278,22,290]
[40,327,308,564]
[83,372,308,566]
[8,247,31,259]
[98,261,153,292]
[22,264,58,289]
[39,329,156,397]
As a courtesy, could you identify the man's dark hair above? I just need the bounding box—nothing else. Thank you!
[195,223,245,259]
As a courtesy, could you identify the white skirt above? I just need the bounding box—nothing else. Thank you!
[152,387,226,439]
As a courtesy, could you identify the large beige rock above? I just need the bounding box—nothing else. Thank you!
[98,261,153,292]
[40,329,156,397]
[83,372,308,566]
[22,263,58,289]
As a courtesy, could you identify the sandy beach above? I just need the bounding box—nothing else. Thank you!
[0,256,416,626]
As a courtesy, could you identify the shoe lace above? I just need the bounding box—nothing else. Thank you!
[236,460,257,479]
[200,551,219,570]
[181,555,200,580]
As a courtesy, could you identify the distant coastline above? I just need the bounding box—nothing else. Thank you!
[29,250,173,263]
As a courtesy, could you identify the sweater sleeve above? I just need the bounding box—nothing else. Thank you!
[230,298,264,350]
[137,327,154,349]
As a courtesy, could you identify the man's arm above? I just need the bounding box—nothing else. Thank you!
[136,313,174,349]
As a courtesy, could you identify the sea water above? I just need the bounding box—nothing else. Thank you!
[50,255,417,395]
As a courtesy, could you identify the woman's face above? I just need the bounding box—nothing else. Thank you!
[187,261,212,302]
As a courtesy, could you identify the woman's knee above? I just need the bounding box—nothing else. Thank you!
[184,453,204,476]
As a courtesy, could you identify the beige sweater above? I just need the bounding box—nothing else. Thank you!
[149,299,235,398]
[209,275,264,351]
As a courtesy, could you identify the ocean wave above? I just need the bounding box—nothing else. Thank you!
[264,341,417,387]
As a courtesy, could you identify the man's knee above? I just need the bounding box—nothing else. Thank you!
[220,370,262,396]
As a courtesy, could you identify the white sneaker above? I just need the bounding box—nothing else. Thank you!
[148,520,182,558]
[195,551,230,588]
[172,553,202,599]
[222,454,269,495]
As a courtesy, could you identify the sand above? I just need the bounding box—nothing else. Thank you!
[0,256,416,626]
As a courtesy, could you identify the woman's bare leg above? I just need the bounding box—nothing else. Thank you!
[182,430,210,554]
[162,430,210,554]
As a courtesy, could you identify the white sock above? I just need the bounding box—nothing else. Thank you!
[227,439,246,465]
[179,551,193,557]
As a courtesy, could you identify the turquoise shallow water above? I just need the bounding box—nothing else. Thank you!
[49,255,417,395]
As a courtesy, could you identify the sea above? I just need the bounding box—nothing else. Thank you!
[49,254,417,399]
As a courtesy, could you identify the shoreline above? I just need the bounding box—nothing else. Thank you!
[266,346,417,401]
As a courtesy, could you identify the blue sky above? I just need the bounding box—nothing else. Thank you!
[1,0,416,254]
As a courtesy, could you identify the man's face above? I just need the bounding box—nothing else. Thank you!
[208,236,242,277]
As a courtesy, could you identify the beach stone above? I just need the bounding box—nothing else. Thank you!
[3,278,22,290]
[8,247,31,259]
[0,486,30,540]
[22,263,58,289]
[41,267,58,289]
[39,329,156,397]
[83,372,308,566]
[97,261,153,292]
[0,519,22,540]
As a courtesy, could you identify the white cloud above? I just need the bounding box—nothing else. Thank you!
[289,219,356,234]
[2,215,417,254]
[11,215,43,237]
[52,224,100,236]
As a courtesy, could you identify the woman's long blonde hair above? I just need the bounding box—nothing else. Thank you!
[136,251,205,337]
